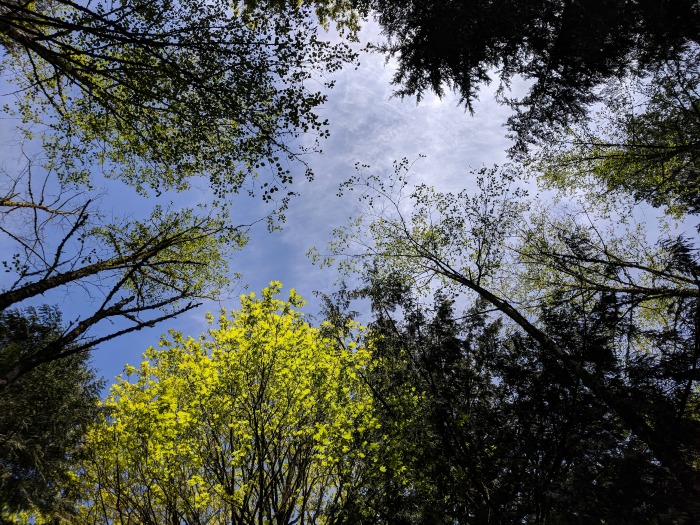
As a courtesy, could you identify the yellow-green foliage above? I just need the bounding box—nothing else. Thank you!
[76,282,380,524]
[239,0,365,38]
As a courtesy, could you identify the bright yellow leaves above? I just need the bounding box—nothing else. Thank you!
[76,283,380,524]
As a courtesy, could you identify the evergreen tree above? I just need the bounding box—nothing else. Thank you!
[0,306,102,521]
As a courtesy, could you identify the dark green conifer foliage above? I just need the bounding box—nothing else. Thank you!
[365,0,700,149]
[343,274,695,523]
[0,307,102,520]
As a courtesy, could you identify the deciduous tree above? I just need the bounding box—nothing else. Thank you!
[319,161,700,516]
[0,159,243,389]
[0,0,359,385]
[75,283,381,525]
[1,0,357,202]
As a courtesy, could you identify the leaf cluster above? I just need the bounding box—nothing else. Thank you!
[2,0,358,207]
[75,283,382,525]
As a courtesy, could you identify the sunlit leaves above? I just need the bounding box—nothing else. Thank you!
[76,283,380,524]
[532,47,700,216]
[1,0,358,215]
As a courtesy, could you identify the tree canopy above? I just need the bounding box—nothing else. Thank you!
[0,0,361,385]
[360,0,700,149]
[2,1,700,522]
[0,306,102,522]
[1,0,356,201]
[334,278,689,523]
[73,283,382,525]
[320,160,700,517]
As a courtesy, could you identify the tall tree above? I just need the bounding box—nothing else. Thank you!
[0,160,242,389]
[0,306,102,522]
[359,0,699,150]
[319,161,700,516]
[328,276,688,523]
[74,283,382,525]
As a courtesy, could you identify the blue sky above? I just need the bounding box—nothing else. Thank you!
[0,20,519,383]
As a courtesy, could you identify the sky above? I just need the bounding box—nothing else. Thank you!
[0,20,521,383]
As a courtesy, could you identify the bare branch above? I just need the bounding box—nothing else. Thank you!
[0,197,82,215]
